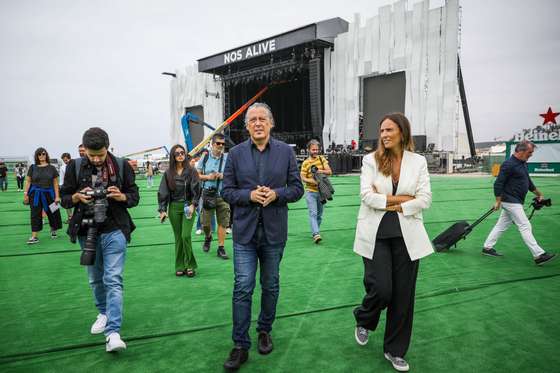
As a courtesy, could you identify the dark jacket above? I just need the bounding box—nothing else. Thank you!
[222,138,304,245]
[60,153,140,242]
[157,166,201,212]
[494,155,536,204]
[313,172,335,204]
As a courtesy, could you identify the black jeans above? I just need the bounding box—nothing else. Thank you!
[354,237,419,357]
[29,191,63,232]
[17,176,24,190]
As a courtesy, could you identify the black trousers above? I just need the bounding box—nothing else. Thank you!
[29,191,63,232]
[17,176,24,190]
[354,237,419,357]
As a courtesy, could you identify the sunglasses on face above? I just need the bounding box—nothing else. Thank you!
[39,152,47,156]
[214,142,225,146]
[174,151,185,156]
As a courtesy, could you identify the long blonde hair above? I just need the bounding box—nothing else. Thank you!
[374,113,415,176]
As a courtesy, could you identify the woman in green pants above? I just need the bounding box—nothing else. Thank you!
[158,144,201,277]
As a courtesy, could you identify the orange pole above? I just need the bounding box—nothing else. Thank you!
[188,85,269,157]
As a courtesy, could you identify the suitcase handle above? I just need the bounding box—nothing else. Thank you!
[465,207,494,233]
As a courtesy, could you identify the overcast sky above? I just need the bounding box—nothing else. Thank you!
[1,0,559,159]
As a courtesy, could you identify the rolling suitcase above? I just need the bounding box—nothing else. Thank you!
[432,208,494,252]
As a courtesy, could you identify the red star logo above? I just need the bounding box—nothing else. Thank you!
[539,107,559,125]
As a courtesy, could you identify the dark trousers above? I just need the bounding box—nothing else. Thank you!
[354,237,419,358]
[17,176,24,190]
[232,224,285,349]
[29,191,63,232]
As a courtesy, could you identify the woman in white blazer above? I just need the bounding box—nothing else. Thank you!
[352,113,433,372]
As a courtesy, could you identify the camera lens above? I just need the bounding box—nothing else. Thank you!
[80,226,97,266]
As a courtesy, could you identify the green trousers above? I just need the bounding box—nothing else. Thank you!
[168,202,197,271]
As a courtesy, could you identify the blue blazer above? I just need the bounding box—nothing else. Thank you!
[222,138,304,245]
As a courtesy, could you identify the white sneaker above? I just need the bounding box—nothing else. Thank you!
[90,314,107,334]
[226,228,232,234]
[354,326,369,345]
[195,229,203,235]
[384,352,409,372]
[106,332,126,352]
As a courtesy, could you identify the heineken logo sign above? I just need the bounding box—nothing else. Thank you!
[513,129,560,142]
[512,107,560,142]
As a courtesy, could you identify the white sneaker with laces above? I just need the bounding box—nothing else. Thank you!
[384,352,410,372]
[195,229,203,235]
[354,326,369,345]
[90,314,107,334]
[106,332,126,352]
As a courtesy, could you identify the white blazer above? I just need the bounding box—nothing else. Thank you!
[353,151,434,261]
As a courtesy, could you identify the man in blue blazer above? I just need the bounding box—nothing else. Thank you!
[221,102,304,371]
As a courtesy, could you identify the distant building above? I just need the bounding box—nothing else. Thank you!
[0,156,30,170]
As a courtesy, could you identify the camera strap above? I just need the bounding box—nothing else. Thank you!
[216,155,224,191]
[74,157,124,187]
[201,152,209,189]
[202,153,224,191]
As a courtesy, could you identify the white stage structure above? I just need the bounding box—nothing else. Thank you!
[169,0,470,157]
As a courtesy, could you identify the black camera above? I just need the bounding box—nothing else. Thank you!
[310,165,319,174]
[531,197,552,210]
[202,186,218,210]
[80,187,109,266]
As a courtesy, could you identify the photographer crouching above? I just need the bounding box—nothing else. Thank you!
[61,127,139,352]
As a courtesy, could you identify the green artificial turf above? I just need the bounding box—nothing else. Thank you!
[0,175,559,372]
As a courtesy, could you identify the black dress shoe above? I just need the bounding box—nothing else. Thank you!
[257,331,273,355]
[224,347,248,371]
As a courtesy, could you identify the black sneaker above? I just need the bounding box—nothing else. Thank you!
[534,252,556,266]
[51,231,57,239]
[27,237,39,245]
[217,246,229,260]
[223,347,248,371]
[202,235,212,252]
[482,247,503,257]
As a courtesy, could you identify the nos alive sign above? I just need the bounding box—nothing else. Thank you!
[197,25,317,72]
[224,39,276,64]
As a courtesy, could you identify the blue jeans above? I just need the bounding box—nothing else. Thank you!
[305,191,323,236]
[0,177,7,191]
[232,225,285,349]
[80,230,127,336]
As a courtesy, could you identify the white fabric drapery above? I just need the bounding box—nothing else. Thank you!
[323,0,469,156]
